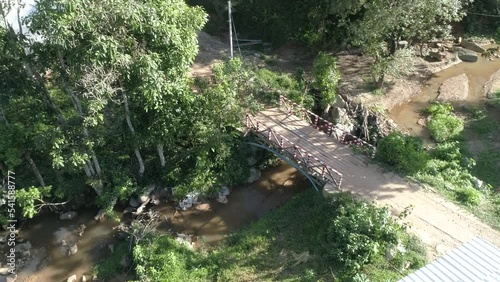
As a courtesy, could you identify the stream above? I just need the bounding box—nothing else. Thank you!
[1,161,310,282]
[390,46,500,138]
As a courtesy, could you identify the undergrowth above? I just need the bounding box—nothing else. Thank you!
[130,191,427,282]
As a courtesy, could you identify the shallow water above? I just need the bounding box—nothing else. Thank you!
[390,45,500,137]
[2,161,310,281]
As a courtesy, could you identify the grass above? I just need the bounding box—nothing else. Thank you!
[132,191,427,282]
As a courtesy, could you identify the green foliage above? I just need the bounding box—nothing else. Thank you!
[426,103,464,142]
[133,236,210,282]
[325,195,401,272]
[425,102,454,116]
[313,52,340,108]
[132,191,427,281]
[473,149,500,188]
[93,240,130,280]
[456,188,482,206]
[16,186,52,218]
[375,132,429,174]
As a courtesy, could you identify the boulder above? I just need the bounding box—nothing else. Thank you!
[487,74,500,99]
[247,156,257,166]
[59,211,78,220]
[429,51,446,61]
[457,48,478,62]
[0,267,10,275]
[67,275,77,282]
[14,241,31,253]
[216,195,228,204]
[437,73,469,102]
[398,40,408,48]
[460,40,486,53]
[219,186,230,197]
[129,197,140,208]
[94,209,105,221]
[335,108,355,133]
[67,244,78,256]
[246,168,262,183]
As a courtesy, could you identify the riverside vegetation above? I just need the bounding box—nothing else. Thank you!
[2,0,500,281]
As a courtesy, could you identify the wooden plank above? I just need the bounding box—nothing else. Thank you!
[254,109,368,172]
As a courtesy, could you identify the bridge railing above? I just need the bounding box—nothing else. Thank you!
[246,114,343,189]
[279,95,376,158]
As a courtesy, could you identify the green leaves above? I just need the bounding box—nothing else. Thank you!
[426,103,464,142]
[376,132,430,174]
[313,52,340,108]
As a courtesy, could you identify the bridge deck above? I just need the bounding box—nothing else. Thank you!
[254,107,500,259]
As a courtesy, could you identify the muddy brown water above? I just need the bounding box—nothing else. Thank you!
[1,161,310,281]
[390,46,500,137]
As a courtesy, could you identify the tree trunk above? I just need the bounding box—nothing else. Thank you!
[25,152,45,187]
[157,144,166,167]
[122,91,145,177]
[83,163,92,177]
[57,51,102,176]
[376,74,385,89]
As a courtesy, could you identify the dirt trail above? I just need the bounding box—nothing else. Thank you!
[255,108,500,260]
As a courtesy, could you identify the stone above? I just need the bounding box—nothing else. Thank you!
[247,156,257,166]
[129,197,140,208]
[246,168,262,183]
[457,48,478,62]
[0,267,10,275]
[460,40,486,53]
[67,244,78,256]
[108,244,114,253]
[59,211,78,220]
[67,275,77,282]
[335,108,355,133]
[417,117,427,126]
[437,73,469,102]
[94,209,105,221]
[14,241,31,253]
[385,244,397,261]
[151,193,161,205]
[429,51,446,61]
[216,195,228,204]
[398,40,408,48]
[472,177,484,190]
[195,203,211,211]
[219,186,230,197]
[178,192,200,210]
[487,74,500,99]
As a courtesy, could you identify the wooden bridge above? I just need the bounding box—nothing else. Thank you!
[245,95,376,191]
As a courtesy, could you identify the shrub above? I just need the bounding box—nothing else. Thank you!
[425,103,464,142]
[456,188,482,206]
[375,132,429,174]
[427,113,464,142]
[133,236,210,282]
[425,102,453,116]
[313,52,340,109]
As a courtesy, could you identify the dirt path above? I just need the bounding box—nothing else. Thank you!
[255,108,500,260]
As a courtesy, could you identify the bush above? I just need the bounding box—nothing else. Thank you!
[456,188,482,206]
[375,132,429,174]
[133,236,210,282]
[425,103,464,142]
[313,52,340,109]
[427,114,464,142]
